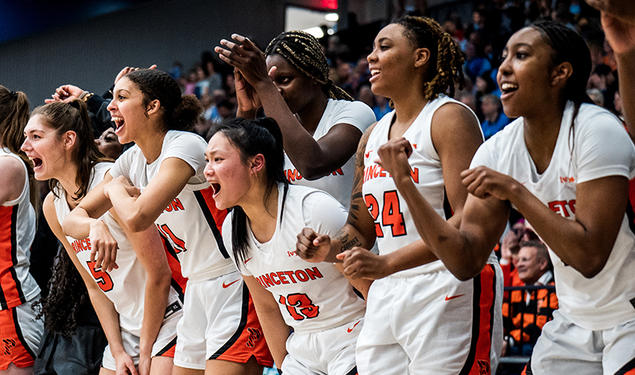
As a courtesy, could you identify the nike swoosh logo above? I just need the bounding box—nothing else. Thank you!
[365,151,371,158]
[244,257,253,264]
[346,320,361,333]
[445,294,465,301]
[222,279,240,288]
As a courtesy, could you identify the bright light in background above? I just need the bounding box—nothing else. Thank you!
[327,28,335,35]
[304,26,325,39]
[324,12,339,22]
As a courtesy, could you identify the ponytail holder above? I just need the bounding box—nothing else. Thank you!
[69,100,82,110]
[10,91,17,99]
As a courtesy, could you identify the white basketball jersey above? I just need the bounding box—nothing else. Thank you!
[224,184,365,332]
[363,95,492,277]
[55,162,182,335]
[283,99,375,208]
[471,102,635,330]
[0,148,40,310]
[110,130,235,281]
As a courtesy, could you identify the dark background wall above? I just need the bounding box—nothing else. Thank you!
[0,0,285,104]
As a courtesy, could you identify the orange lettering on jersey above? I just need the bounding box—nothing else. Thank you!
[331,168,344,176]
[410,167,419,184]
[285,169,303,182]
[548,199,576,217]
[255,267,324,289]
[287,250,296,257]
[559,176,575,183]
[163,198,184,213]
[72,238,92,253]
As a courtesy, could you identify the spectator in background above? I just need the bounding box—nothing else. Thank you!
[481,94,510,139]
[356,84,375,109]
[503,241,558,357]
[373,95,391,121]
[201,51,223,93]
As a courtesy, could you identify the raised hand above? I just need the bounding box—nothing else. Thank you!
[460,166,521,201]
[215,34,270,87]
[376,137,413,182]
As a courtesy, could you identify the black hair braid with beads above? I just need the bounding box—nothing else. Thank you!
[396,15,465,101]
[530,21,593,153]
[265,31,353,101]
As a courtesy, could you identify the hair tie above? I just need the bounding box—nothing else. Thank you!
[10,90,17,99]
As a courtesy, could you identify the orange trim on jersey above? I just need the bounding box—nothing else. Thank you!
[459,264,496,375]
[155,337,176,358]
[159,234,187,299]
[0,206,26,310]
[194,188,229,258]
[616,357,635,375]
[209,285,273,367]
[0,307,35,370]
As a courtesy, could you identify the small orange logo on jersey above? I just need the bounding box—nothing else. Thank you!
[346,320,361,333]
[444,294,465,301]
[559,176,575,183]
[365,150,371,158]
[222,279,240,288]
[244,257,253,264]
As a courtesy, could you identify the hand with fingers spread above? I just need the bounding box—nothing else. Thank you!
[114,64,158,85]
[336,247,390,280]
[44,84,86,104]
[89,219,119,272]
[376,138,413,183]
[296,228,333,263]
[460,166,523,201]
[215,34,271,88]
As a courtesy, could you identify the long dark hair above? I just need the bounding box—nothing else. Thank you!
[32,100,108,337]
[0,85,38,208]
[32,100,108,200]
[208,117,288,264]
[530,21,592,152]
[125,69,202,132]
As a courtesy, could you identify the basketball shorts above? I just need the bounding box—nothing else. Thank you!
[173,271,272,370]
[527,310,635,374]
[356,264,502,375]
[281,318,363,375]
[0,297,43,370]
[101,300,182,370]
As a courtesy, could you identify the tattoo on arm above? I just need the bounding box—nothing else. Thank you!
[335,232,362,252]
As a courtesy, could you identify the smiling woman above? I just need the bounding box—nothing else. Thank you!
[63,69,273,375]
[368,20,635,374]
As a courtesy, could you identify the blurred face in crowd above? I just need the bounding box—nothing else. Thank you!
[95,128,123,159]
[517,246,548,285]
[481,96,499,118]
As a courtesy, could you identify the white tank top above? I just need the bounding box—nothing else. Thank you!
[471,102,635,330]
[363,95,494,277]
[224,184,365,333]
[0,148,40,309]
[55,162,182,335]
[283,99,375,208]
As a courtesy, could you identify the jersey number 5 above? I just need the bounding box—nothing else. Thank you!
[278,293,319,321]
[364,190,406,237]
[86,261,114,292]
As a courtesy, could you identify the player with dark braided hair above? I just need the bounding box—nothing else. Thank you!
[296,15,503,374]
[215,30,375,210]
[373,20,635,374]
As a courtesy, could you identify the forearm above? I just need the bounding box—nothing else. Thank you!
[108,184,153,232]
[394,176,487,280]
[328,223,375,263]
[254,82,335,178]
[382,239,439,275]
[86,287,126,356]
[509,184,609,277]
[617,49,635,134]
[139,273,171,357]
[63,207,100,239]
